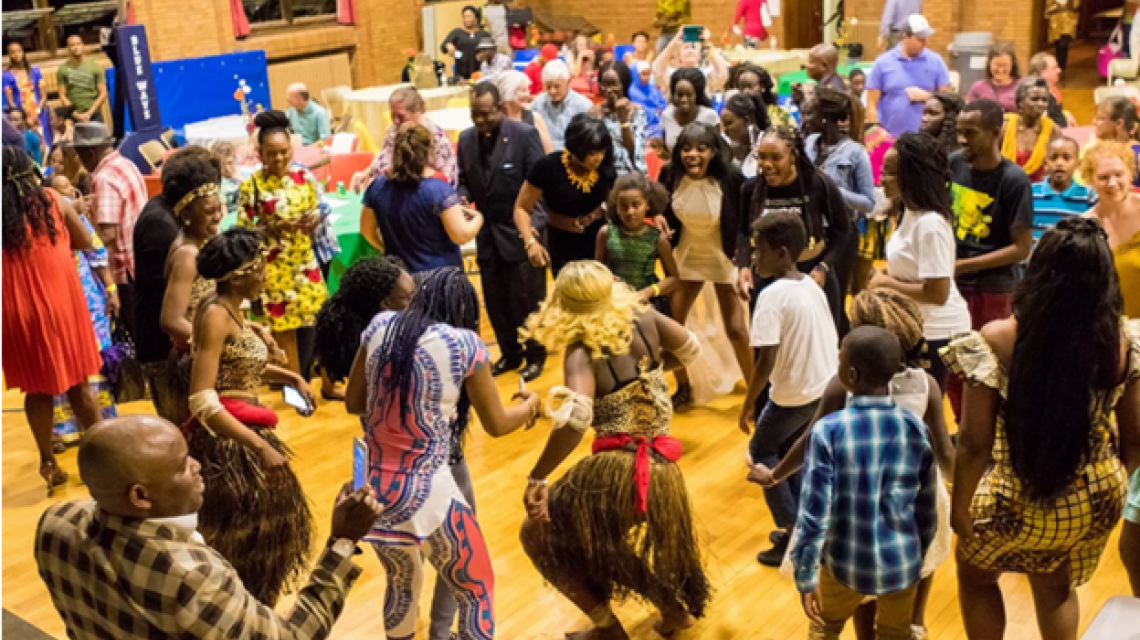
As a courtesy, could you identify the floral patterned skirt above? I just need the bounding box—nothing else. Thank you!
[261,231,328,332]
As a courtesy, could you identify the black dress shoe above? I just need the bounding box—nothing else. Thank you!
[491,357,524,376]
[519,360,544,382]
[756,536,789,567]
[769,529,789,546]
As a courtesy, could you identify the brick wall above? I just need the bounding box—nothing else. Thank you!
[845,0,1039,66]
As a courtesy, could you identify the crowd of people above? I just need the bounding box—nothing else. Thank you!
[3,4,1140,640]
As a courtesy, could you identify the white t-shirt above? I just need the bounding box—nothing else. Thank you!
[886,210,972,341]
[750,276,839,407]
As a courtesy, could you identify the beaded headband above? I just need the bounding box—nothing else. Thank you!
[173,183,220,215]
[216,249,267,283]
[558,286,614,314]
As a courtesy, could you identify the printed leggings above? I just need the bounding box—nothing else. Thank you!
[373,499,495,640]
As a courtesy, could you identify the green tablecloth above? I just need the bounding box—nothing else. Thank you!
[777,62,874,96]
[220,193,376,295]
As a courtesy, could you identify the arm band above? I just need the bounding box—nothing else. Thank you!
[545,386,594,433]
[673,330,701,367]
[188,390,224,422]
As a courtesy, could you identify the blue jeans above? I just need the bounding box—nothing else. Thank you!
[749,399,820,530]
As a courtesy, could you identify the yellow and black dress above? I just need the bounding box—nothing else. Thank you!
[537,326,711,617]
[942,321,1140,585]
[184,300,314,606]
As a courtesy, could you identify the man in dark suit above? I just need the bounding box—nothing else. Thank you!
[458,82,548,381]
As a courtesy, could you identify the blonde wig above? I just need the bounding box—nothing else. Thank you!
[522,260,648,358]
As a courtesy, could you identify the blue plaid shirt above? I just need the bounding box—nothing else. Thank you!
[790,395,937,595]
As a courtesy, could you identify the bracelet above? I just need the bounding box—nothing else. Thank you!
[524,236,537,248]
[527,476,548,486]
[326,537,363,555]
[105,283,118,292]
[651,283,661,297]
[813,263,830,274]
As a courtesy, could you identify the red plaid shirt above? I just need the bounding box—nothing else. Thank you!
[91,150,147,283]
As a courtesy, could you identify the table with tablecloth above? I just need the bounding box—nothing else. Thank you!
[345,84,469,143]
[776,62,874,96]
[722,48,806,82]
[425,107,474,142]
[221,192,375,294]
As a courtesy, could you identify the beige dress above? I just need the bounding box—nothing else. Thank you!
[673,176,736,284]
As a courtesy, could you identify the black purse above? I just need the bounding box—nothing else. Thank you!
[102,322,148,404]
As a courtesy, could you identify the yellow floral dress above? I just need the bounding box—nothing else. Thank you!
[238,169,328,332]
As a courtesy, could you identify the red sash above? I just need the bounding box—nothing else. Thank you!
[591,434,683,513]
[182,397,278,437]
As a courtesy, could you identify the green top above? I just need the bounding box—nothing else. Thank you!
[287,101,331,145]
[606,225,661,292]
[57,59,105,114]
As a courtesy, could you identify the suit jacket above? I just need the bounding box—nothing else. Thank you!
[457,118,545,263]
[35,500,361,640]
[659,162,746,261]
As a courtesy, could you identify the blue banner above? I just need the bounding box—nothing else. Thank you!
[115,24,162,134]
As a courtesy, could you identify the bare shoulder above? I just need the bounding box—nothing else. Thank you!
[980,316,1017,366]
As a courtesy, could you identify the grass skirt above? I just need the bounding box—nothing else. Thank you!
[186,424,314,606]
[537,450,711,618]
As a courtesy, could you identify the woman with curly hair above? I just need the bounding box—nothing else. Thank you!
[345,267,539,640]
[2,146,103,493]
[519,260,709,640]
[184,227,317,606]
[920,91,965,155]
[945,217,1140,640]
[1082,141,1140,317]
[362,123,483,274]
[238,110,331,380]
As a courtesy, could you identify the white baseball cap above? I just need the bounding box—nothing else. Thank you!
[906,14,935,38]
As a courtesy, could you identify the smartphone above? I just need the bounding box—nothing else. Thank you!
[682,25,704,43]
[352,437,368,491]
[282,385,313,417]
[518,375,527,396]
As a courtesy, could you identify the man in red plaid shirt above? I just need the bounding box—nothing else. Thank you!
[73,122,147,337]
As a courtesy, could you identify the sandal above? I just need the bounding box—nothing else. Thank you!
[39,460,68,496]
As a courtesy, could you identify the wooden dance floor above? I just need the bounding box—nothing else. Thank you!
[3,344,1133,639]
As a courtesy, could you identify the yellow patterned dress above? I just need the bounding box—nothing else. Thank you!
[237,169,328,332]
[942,320,1140,585]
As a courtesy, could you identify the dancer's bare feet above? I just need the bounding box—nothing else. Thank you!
[654,608,695,638]
[566,624,629,640]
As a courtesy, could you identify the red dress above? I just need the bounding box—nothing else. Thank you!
[2,191,102,395]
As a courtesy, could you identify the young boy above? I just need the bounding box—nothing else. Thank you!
[790,326,937,640]
[1030,137,1097,246]
[741,211,839,566]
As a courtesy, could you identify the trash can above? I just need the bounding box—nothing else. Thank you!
[947,32,994,97]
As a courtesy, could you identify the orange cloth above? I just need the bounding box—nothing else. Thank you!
[2,191,102,395]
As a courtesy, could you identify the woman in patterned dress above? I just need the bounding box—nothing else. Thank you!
[519,260,709,640]
[184,227,317,606]
[47,174,119,449]
[944,217,1140,640]
[238,110,329,380]
[344,267,539,640]
[3,42,50,148]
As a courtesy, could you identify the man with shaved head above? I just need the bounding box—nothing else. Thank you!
[35,415,382,640]
[806,43,848,92]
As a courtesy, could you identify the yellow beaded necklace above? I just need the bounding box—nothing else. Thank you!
[562,149,599,193]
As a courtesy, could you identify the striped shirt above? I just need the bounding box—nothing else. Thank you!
[91,150,147,283]
[790,395,937,595]
[1031,179,1096,243]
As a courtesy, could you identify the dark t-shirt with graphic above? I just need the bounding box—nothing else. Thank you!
[949,153,1034,293]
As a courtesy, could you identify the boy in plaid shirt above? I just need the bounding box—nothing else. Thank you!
[790,326,938,640]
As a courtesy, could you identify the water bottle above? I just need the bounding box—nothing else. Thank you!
[337,181,346,197]
[712,90,725,114]
[770,36,777,51]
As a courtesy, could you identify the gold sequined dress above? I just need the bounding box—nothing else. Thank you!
[185,301,314,606]
[537,324,711,618]
[941,320,1140,585]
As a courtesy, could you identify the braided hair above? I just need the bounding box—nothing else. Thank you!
[254,110,292,148]
[3,145,56,254]
[893,133,953,222]
[723,92,772,137]
[750,125,824,242]
[1007,217,1122,501]
[849,288,927,369]
[372,267,481,441]
[930,91,964,153]
[314,256,407,380]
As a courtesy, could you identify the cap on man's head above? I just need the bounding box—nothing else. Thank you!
[906,14,935,38]
[540,43,560,60]
[478,37,497,50]
[286,82,309,94]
